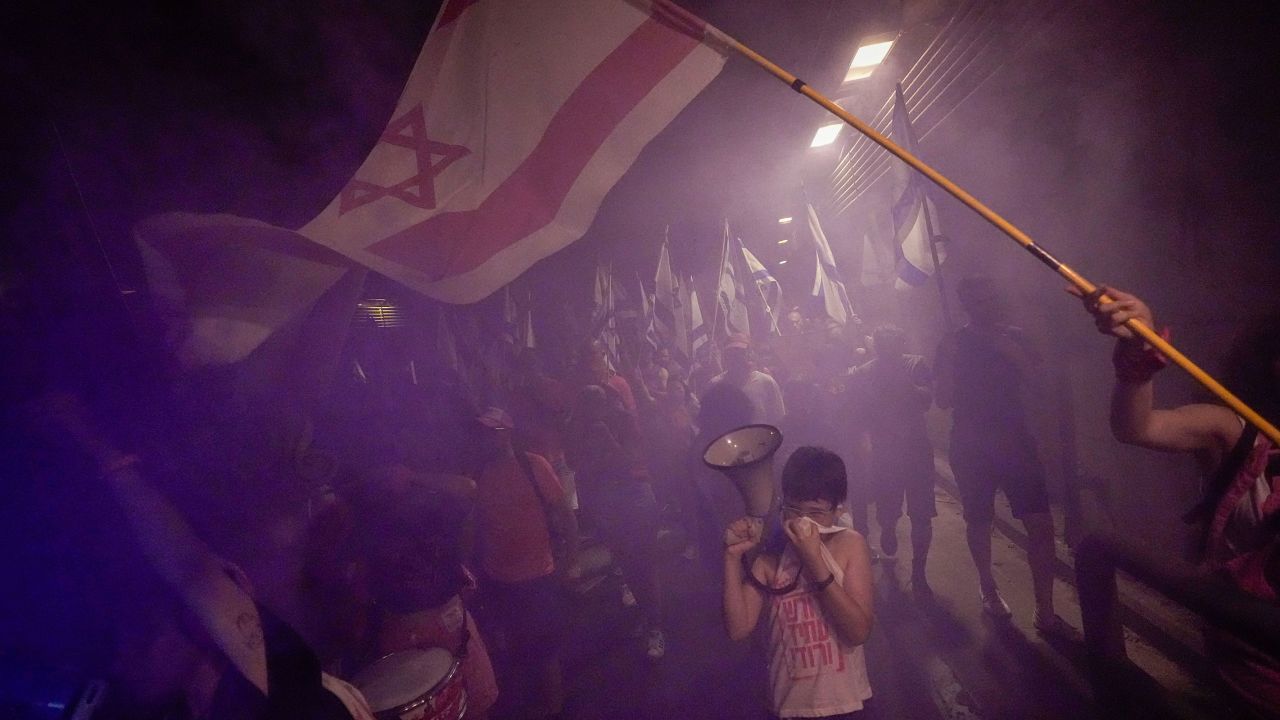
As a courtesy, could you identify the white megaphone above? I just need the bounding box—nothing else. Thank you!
[702,424,783,518]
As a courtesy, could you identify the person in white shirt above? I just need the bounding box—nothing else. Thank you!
[711,334,786,427]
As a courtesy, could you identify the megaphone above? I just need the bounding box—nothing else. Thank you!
[702,423,783,518]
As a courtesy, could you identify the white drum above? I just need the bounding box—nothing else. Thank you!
[353,648,467,720]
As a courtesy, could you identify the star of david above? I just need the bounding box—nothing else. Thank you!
[338,105,469,215]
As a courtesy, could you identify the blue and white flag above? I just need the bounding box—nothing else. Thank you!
[806,203,856,325]
[592,263,620,361]
[637,273,660,351]
[717,220,751,337]
[891,83,945,290]
[686,278,708,357]
[737,238,781,336]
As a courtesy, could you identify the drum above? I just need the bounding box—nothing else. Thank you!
[353,648,468,720]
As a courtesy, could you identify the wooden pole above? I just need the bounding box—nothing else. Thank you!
[653,0,1280,446]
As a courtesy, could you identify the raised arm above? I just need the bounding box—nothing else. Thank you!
[722,517,765,641]
[1071,285,1239,456]
[785,519,874,647]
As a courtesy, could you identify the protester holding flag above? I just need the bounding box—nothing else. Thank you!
[1075,284,1280,714]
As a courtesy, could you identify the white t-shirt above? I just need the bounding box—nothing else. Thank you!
[713,370,787,426]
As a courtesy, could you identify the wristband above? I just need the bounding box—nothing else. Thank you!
[812,571,836,591]
[1112,326,1170,383]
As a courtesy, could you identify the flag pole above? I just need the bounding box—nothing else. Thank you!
[708,220,728,344]
[655,0,1280,445]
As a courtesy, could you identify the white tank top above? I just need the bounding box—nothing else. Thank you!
[767,531,873,717]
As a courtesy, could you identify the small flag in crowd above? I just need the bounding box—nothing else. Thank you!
[716,220,751,337]
[806,203,857,325]
[653,232,688,357]
[521,307,537,349]
[501,286,519,346]
[890,82,945,290]
[686,278,708,357]
[436,305,465,381]
[637,273,660,351]
[592,263,621,362]
[736,238,781,336]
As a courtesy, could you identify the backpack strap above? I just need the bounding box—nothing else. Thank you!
[512,447,548,509]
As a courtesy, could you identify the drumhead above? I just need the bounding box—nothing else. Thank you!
[354,648,456,712]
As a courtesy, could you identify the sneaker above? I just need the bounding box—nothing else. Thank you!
[1034,610,1070,637]
[645,628,666,661]
[980,588,1012,619]
[879,529,898,557]
[620,583,637,608]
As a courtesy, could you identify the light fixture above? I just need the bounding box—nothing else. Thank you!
[810,123,842,147]
[357,298,403,328]
[778,216,793,224]
[844,34,896,82]
[777,238,789,245]
[778,259,789,265]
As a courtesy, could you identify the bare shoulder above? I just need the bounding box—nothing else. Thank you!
[827,529,869,561]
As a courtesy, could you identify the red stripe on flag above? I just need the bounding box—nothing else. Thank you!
[366,17,701,282]
[436,0,480,30]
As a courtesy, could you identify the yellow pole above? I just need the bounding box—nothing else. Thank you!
[651,0,1280,446]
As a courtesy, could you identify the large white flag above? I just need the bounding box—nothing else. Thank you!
[806,203,857,325]
[891,82,945,289]
[302,0,728,304]
[134,0,726,367]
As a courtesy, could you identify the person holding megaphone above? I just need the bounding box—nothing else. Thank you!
[722,446,875,719]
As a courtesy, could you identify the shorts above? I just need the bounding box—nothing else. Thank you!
[480,574,570,653]
[582,480,662,562]
[871,440,937,523]
[949,424,1049,523]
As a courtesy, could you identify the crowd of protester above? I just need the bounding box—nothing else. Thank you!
[3,271,1277,719]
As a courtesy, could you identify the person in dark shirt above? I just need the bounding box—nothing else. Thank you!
[847,324,936,600]
[935,278,1066,634]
